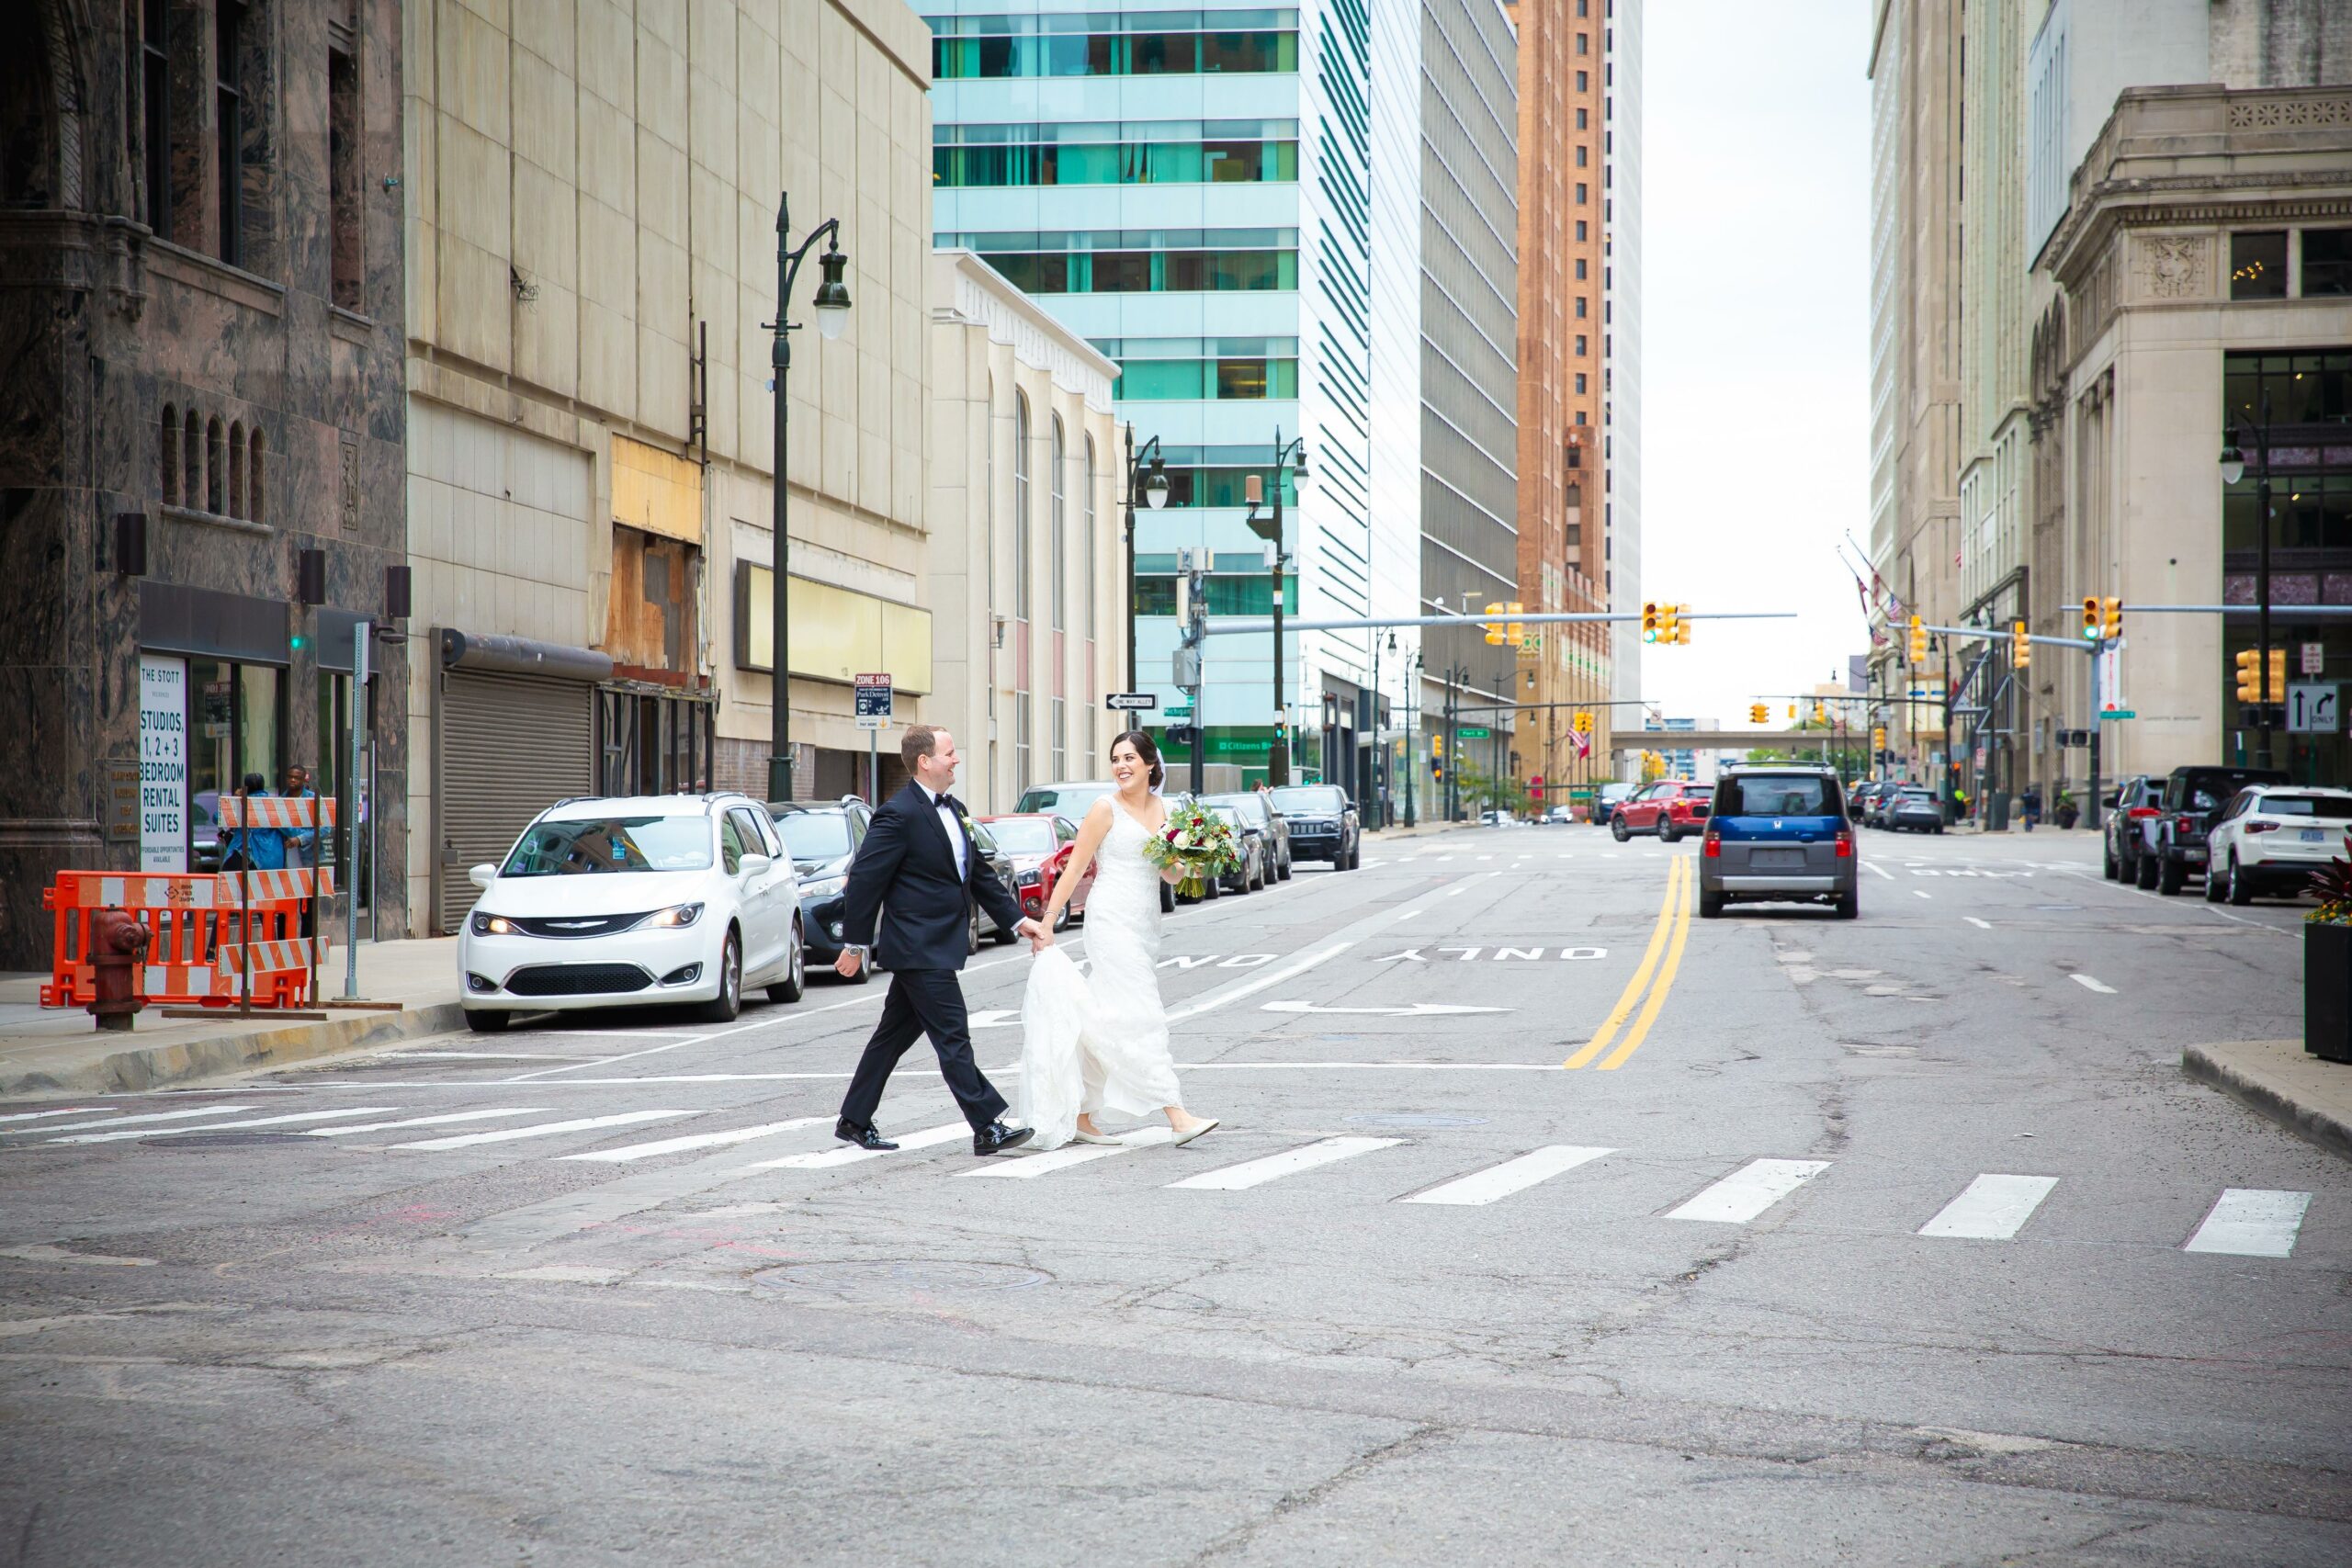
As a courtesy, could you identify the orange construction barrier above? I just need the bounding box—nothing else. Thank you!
[40,869,334,1010]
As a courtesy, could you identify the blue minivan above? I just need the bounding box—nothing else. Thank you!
[1699,764,1858,920]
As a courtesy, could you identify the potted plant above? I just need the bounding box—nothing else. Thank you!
[2306,842,2352,1064]
[2052,789,2079,829]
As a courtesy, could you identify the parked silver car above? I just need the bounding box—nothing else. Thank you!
[1698,765,1858,920]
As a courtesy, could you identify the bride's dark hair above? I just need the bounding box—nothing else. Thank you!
[1110,729,1166,790]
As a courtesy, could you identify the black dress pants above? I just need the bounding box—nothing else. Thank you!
[839,968,1008,1133]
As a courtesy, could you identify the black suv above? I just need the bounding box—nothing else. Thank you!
[1266,784,1361,870]
[2145,766,2290,894]
[768,797,875,976]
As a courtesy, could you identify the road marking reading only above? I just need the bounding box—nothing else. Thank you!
[2071,974,2117,994]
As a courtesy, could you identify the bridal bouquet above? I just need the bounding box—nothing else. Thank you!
[1143,801,1240,899]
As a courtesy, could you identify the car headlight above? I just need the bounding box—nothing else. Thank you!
[644,902,704,929]
[801,876,846,900]
[1016,868,1042,887]
[469,911,516,936]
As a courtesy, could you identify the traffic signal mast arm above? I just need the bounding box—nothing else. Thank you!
[1200,610,1796,637]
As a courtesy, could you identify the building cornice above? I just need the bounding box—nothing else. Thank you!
[932,250,1119,412]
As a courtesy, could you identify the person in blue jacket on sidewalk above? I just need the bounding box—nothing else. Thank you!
[220,773,287,871]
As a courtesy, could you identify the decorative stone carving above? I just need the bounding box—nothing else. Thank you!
[2139,235,2210,300]
[2230,96,2352,130]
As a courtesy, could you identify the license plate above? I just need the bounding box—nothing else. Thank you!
[1751,849,1804,869]
[2301,829,2327,842]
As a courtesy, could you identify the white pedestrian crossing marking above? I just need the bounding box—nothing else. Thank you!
[392,1110,695,1151]
[2071,974,2116,994]
[48,1107,404,1145]
[745,1122,971,1169]
[564,1116,831,1164]
[305,1108,553,1136]
[0,1107,110,1125]
[1169,1135,1402,1191]
[1667,1158,1831,1224]
[4,1105,258,1138]
[965,1143,1137,1179]
[2183,1188,2310,1258]
[1401,1145,1615,1206]
[1917,1174,2058,1240]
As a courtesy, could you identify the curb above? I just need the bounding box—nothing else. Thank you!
[2182,1041,2352,1164]
[0,1003,467,1099]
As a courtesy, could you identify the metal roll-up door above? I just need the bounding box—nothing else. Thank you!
[436,671,594,931]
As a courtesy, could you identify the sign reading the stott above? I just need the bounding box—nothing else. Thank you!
[138,653,187,874]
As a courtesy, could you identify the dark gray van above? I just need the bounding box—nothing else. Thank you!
[1699,764,1858,920]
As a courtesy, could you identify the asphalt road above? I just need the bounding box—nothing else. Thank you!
[3,823,2346,1566]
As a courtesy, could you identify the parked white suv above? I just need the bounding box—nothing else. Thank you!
[458,794,804,1031]
[2204,784,2352,906]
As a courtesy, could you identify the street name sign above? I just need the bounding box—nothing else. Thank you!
[2097,709,2135,721]
[854,672,892,730]
[2287,682,2339,735]
[1460,726,1491,739]
[1106,693,1158,711]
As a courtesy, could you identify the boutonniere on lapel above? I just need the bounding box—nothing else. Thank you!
[957,813,978,837]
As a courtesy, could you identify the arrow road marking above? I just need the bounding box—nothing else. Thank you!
[1261,1000,1511,1017]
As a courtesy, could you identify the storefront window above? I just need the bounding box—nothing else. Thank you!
[185,658,283,871]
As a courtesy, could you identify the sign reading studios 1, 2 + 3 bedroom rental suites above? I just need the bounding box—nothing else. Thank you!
[139,652,187,874]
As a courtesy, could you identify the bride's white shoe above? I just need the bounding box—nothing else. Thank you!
[1073,1127,1123,1145]
[1168,1117,1218,1147]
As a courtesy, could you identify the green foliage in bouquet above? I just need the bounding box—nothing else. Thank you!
[1144,800,1241,899]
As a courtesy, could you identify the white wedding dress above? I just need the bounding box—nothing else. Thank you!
[1018,798,1183,1150]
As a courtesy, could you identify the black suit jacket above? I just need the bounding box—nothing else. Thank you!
[839,782,1025,971]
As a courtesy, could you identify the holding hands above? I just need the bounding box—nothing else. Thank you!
[1019,916,1052,952]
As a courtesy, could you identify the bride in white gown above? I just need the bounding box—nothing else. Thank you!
[1018,731,1219,1152]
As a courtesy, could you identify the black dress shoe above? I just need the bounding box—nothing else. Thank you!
[971,1121,1035,1156]
[835,1118,898,1151]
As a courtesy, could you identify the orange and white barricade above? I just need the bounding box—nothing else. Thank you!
[41,872,229,1007]
[214,795,339,832]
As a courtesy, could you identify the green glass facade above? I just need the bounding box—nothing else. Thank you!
[931,12,1299,79]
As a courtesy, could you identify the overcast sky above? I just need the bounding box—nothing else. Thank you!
[1636,0,1875,725]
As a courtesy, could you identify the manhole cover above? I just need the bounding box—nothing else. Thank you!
[141,1132,306,1149]
[1344,1113,1489,1129]
[751,1260,1050,1301]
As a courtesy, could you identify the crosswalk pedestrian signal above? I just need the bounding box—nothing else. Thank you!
[1642,602,1660,642]
[2081,597,2101,640]
[2101,596,2123,638]
[1484,602,1508,645]
[2010,620,2031,670]
[1907,614,1927,666]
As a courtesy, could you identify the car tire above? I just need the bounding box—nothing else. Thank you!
[2228,854,2254,907]
[1277,853,1293,882]
[2158,854,2187,896]
[1611,814,1631,843]
[1835,891,1859,920]
[766,924,806,1004]
[967,911,982,954]
[2135,850,2160,890]
[463,1008,510,1033]
[1250,856,1265,893]
[1699,892,1724,919]
[1658,824,1678,845]
[2103,842,2120,880]
[1932,824,1943,835]
[700,931,742,1023]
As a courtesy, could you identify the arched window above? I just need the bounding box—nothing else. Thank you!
[160,405,178,504]
[1049,415,1066,632]
[1012,392,1030,623]
[183,409,201,505]
[247,427,266,524]
[227,421,244,517]
[1083,436,1098,639]
[204,416,223,513]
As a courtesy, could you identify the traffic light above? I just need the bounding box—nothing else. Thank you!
[1671,604,1693,645]
[2081,597,2100,640]
[2011,620,2031,670]
[1811,702,1827,726]
[2237,647,2288,701]
[1507,602,1525,644]
[1787,704,1797,719]
[2101,596,2122,639]
[1907,614,1927,666]
[1431,733,1445,756]
[1749,703,1769,724]
[1573,711,1593,735]
[1642,602,1660,642]
[1872,726,1886,750]
[1165,722,1201,749]
[1484,602,1508,646]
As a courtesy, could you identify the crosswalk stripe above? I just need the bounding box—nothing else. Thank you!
[1168,1135,1402,1191]
[562,1117,832,1164]
[391,1110,695,1151]
[47,1108,404,1145]
[2183,1188,2311,1258]
[1917,1174,2058,1240]
[305,1108,554,1136]
[964,1143,1136,1179]
[0,1107,111,1125]
[1667,1158,1831,1224]
[5,1105,258,1138]
[1399,1145,1615,1206]
[744,1122,972,1170]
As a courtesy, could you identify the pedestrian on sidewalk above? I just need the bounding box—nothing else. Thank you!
[219,774,286,871]
[2021,784,2042,832]
[281,764,321,934]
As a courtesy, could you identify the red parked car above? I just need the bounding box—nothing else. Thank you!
[977,813,1094,929]
[1611,781,1714,843]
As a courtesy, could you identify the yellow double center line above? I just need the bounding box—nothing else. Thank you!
[1562,854,1694,1071]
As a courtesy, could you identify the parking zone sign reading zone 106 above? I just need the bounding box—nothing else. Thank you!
[854,672,891,730]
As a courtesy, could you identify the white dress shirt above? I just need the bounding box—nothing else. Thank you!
[925,785,967,880]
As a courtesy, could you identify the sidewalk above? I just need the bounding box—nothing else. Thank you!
[0,937,464,1100]
[2183,1039,2352,1163]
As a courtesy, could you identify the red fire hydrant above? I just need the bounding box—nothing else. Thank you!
[87,908,149,1032]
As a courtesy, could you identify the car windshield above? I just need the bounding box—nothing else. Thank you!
[772,811,854,861]
[503,815,711,875]
[1205,794,1269,826]
[1017,783,1114,815]
[1718,775,1842,817]
[985,818,1057,853]
[1269,786,1346,814]
[2261,795,2352,818]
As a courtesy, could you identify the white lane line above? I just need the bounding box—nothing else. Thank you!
[1166,943,1352,1023]
[305,1108,552,1136]
[1444,886,1467,897]
[1168,1135,1402,1191]
[1400,1145,1615,1207]
[1666,1158,1832,1224]
[0,1107,111,1125]
[4,1105,258,1138]
[1917,1174,2059,1240]
[2184,1189,2311,1258]
[48,1107,404,1145]
[392,1110,695,1151]
[2070,974,2117,994]
[1863,862,1894,881]
[562,1116,831,1164]
[381,1051,599,1061]
[745,1121,972,1169]
[963,1142,1137,1179]
[1963,917,1993,930]
[1395,908,1423,920]
[1912,889,1931,899]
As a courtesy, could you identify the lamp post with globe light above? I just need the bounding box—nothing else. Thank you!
[1243,430,1308,784]
[2219,390,2275,769]
[1122,423,1170,694]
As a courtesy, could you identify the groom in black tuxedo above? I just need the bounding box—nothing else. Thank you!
[833,725,1046,1156]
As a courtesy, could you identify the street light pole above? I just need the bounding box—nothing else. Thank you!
[1121,423,1170,694]
[763,192,852,803]
[2222,394,2276,769]
[1245,429,1308,786]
